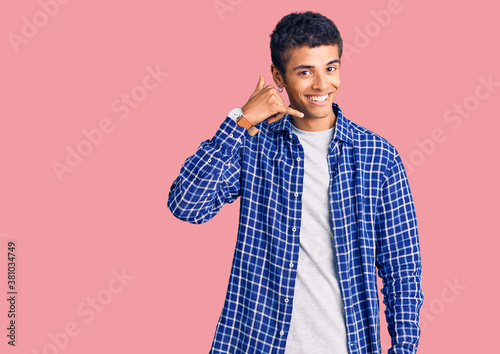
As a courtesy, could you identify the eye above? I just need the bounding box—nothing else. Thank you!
[298,70,310,76]
[327,66,337,72]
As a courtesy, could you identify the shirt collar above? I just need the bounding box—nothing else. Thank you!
[269,102,352,144]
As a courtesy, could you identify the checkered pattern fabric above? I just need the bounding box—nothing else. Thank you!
[168,103,423,354]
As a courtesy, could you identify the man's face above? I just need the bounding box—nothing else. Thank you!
[273,44,340,125]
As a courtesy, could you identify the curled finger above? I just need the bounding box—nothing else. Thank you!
[267,112,285,124]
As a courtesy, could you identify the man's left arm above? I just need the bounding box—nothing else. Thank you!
[375,152,424,354]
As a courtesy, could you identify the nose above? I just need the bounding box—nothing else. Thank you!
[312,72,328,91]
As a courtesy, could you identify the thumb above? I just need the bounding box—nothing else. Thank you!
[254,74,265,92]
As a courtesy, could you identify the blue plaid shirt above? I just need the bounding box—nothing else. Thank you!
[168,103,423,354]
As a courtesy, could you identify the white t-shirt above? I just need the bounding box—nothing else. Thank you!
[284,124,349,354]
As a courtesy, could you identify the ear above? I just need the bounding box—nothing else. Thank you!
[271,64,285,88]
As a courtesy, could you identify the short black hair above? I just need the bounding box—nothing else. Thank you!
[270,11,343,81]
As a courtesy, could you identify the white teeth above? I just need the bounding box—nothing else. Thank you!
[307,93,329,102]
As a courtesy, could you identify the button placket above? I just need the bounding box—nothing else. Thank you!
[279,135,302,345]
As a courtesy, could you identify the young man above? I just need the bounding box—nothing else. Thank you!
[168,11,423,354]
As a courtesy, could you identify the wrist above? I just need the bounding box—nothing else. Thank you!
[227,107,259,136]
[241,106,255,125]
[236,115,253,130]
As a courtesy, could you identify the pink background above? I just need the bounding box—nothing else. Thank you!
[1,0,498,353]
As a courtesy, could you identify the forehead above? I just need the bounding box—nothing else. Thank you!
[285,44,339,67]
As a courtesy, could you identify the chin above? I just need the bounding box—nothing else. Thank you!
[305,108,332,119]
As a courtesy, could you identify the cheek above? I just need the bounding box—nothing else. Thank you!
[286,79,307,92]
[332,76,341,88]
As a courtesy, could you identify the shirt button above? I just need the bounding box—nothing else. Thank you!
[289,134,293,139]
[294,192,299,197]
[289,263,294,268]
[296,157,301,161]
[208,158,212,163]
[229,133,233,138]
[284,298,289,303]
[292,227,296,232]
[280,331,284,336]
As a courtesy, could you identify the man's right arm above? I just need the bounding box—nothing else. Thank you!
[168,75,303,224]
[167,117,246,224]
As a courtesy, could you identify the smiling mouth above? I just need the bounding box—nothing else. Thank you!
[305,93,331,103]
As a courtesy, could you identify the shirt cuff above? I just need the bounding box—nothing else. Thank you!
[211,116,248,154]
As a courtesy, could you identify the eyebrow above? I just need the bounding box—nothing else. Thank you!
[292,59,340,71]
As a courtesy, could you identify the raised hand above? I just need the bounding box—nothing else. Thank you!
[242,75,304,130]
